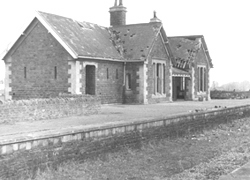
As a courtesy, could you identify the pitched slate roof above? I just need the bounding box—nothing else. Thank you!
[39,12,166,61]
[2,10,212,68]
[2,11,166,62]
[111,22,162,60]
[38,11,124,61]
[168,35,213,68]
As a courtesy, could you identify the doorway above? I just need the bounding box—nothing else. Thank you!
[172,77,186,101]
[85,65,96,95]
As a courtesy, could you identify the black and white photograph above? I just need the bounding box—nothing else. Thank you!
[0,0,250,179]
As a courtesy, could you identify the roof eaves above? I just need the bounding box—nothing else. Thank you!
[78,55,144,63]
[168,35,204,39]
[124,58,145,62]
[78,55,123,62]
[36,11,78,59]
[125,60,144,62]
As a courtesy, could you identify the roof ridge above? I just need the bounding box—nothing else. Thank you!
[113,22,162,28]
[38,11,108,29]
[168,35,204,38]
[38,11,73,20]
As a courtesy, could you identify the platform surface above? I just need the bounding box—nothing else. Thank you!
[1,99,250,179]
[1,99,250,142]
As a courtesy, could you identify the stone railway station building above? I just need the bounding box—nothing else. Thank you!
[1,0,213,104]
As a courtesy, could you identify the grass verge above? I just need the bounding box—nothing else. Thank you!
[31,117,250,180]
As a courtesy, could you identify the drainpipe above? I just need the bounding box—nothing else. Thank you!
[123,62,126,104]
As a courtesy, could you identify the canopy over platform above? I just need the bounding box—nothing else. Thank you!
[172,67,190,77]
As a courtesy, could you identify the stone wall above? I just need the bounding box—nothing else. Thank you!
[80,60,124,104]
[69,60,124,104]
[1,105,250,179]
[147,34,172,103]
[9,20,71,100]
[0,95,100,124]
[5,18,125,104]
[194,46,210,100]
[124,62,141,104]
[211,90,250,99]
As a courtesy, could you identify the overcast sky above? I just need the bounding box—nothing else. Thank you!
[0,0,249,86]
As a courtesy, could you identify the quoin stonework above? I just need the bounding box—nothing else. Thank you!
[1,0,213,104]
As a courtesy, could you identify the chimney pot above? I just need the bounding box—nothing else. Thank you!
[109,0,127,26]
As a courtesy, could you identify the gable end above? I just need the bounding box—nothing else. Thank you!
[150,33,169,60]
[3,18,39,61]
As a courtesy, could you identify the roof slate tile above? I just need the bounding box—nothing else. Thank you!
[168,36,213,68]
[112,22,162,60]
[38,11,124,60]
[11,11,212,67]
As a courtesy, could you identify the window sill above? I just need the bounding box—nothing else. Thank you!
[152,93,166,98]
[197,91,207,95]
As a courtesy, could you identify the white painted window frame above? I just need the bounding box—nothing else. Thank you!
[152,59,166,98]
[197,65,207,94]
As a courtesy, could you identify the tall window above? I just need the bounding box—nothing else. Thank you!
[163,64,166,94]
[24,67,27,79]
[156,63,161,93]
[198,66,206,92]
[54,66,57,80]
[126,73,132,90]
[116,69,118,79]
[107,68,109,79]
[153,63,156,94]
[153,61,166,95]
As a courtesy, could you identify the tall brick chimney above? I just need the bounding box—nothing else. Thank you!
[109,0,127,26]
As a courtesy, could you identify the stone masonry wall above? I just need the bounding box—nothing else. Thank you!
[80,60,124,104]
[0,95,100,124]
[0,105,250,179]
[147,34,172,103]
[194,46,210,100]
[9,20,71,100]
[125,62,141,104]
